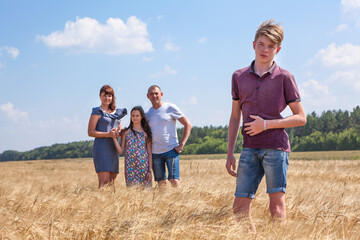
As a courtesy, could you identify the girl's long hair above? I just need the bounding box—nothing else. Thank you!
[128,106,152,144]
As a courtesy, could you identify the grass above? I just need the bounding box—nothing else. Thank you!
[0,152,360,239]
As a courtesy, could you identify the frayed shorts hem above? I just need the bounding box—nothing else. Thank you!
[267,187,286,194]
[234,192,255,199]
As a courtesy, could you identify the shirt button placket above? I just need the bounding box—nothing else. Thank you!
[256,77,261,90]
[255,77,261,97]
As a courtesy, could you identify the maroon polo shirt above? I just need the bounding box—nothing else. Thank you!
[231,61,301,152]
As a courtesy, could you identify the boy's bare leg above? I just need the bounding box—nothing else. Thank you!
[269,192,286,221]
[233,197,256,233]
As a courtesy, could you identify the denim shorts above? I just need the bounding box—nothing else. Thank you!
[235,148,289,199]
[152,148,180,181]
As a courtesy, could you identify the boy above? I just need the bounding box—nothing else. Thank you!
[226,19,306,232]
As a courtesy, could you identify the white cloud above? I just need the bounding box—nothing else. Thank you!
[0,47,19,74]
[192,109,227,127]
[189,96,198,104]
[157,15,164,20]
[341,0,360,12]
[299,79,337,110]
[0,47,20,58]
[164,41,180,51]
[0,102,88,132]
[314,43,360,67]
[341,0,360,25]
[304,71,313,78]
[301,79,331,96]
[149,65,177,79]
[163,65,177,75]
[328,70,360,91]
[197,37,207,43]
[181,96,198,106]
[142,56,154,62]
[0,102,29,124]
[0,102,89,152]
[37,16,153,55]
[6,47,19,58]
[304,42,360,113]
[331,24,348,34]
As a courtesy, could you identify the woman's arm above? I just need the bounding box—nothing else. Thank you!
[88,115,116,138]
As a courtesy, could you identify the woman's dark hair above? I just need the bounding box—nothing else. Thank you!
[99,85,116,111]
[128,106,152,144]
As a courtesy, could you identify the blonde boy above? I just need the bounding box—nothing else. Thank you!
[226,19,306,232]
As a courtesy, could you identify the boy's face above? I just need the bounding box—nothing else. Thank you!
[253,35,281,65]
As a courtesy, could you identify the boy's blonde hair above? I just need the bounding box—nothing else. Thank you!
[255,19,284,46]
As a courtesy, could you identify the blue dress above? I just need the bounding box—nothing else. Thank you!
[91,107,127,173]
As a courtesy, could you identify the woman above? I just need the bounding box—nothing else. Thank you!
[88,85,127,188]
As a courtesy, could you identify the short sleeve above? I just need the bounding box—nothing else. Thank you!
[231,72,239,100]
[91,107,102,116]
[169,104,184,120]
[284,73,301,104]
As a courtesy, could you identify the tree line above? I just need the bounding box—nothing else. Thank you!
[1,106,360,161]
[0,141,93,162]
[288,106,360,151]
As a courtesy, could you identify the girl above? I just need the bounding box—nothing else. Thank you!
[112,106,153,188]
[88,85,127,188]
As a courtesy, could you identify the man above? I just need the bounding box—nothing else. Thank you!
[226,19,306,232]
[146,85,192,187]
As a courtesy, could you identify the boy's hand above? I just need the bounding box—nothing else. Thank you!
[226,155,237,177]
[244,115,265,136]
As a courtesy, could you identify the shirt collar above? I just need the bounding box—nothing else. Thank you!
[250,60,278,76]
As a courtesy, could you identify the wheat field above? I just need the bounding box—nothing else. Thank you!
[1,152,360,239]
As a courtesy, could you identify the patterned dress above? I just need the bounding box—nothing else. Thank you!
[124,130,151,187]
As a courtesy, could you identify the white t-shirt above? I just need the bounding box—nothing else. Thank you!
[146,102,184,154]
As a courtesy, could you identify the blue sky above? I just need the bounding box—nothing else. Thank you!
[1,0,360,153]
